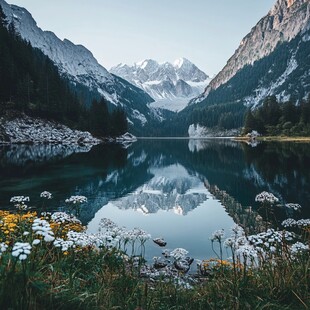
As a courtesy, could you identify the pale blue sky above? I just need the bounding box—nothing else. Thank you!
[8,0,275,75]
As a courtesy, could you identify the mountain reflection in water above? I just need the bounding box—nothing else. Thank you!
[0,139,309,260]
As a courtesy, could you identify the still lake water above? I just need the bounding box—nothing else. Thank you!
[0,139,309,262]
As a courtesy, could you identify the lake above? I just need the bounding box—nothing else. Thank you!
[0,139,309,262]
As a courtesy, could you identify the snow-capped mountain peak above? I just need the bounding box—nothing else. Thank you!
[111,58,210,112]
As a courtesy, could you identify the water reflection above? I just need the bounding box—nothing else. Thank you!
[0,139,309,259]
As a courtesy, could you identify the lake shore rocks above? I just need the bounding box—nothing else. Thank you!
[0,112,101,145]
[153,238,167,247]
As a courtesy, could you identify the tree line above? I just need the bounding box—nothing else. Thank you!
[244,95,310,136]
[0,6,127,138]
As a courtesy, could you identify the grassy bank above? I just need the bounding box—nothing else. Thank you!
[235,136,310,143]
[0,194,309,309]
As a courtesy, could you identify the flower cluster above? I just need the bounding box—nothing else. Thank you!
[54,238,75,252]
[10,196,30,211]
[282,218,310,228]
[285,203,301,211]
[290,242,309,255]
[12,242,31,261]
[0,243,8,256]
[235,244,258,259]
[170,248,189,260]
[32,218,55,242]
[51,212,81,224]
[210,229,225,242]
[10,196,30,203]
[40,191,52,199]
[255,191,279,203]
[65,195,87,204]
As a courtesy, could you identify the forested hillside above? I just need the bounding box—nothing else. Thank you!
[0,6,127,137]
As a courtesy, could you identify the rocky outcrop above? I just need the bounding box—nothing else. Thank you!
[203,0,310,97]
[0,113,101,145]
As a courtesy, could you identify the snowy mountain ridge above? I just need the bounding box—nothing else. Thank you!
[111,58,210,112]
[0,0,154,130]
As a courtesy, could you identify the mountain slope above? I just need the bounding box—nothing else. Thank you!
[166,0,310,137]
[0,0,154,132]
[202,0,310,98]
[111,58,210,112]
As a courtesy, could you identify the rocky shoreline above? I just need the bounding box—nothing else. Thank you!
[0,113,101,145]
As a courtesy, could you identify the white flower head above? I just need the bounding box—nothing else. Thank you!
[51,212,81,224]
[32,218,55,242]
[10,196,30,203]
[53,238,75,252]
[210,229,225,242]
[236,244,257,259]
[170,248,189,260]
[12,242,32,261]
[65,195,87,204]
[282,218,297,228]
[40,191,52,199]
[255,191,279,204]
[290,242,309,255]
[296,219,310,227]
[285,203,301,211]
[0,242,8,256]
[32,239,41,246]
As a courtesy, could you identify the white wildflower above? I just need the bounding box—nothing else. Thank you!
[40,191,52,199]
[296,219,310,227]
[224,237,233,248]
[32,239,41,246]
[170,248,189,260]
[67,231,97,247]
[255,191,279,203]
[32,218,55,242]
[65,195,87,204]
[0,242,8,256]
[51,212,81,224]
[236,245,257,259]
[210,229,225,242]
[10,196,30,203]
[290,242,309,255]
[12,242,31,261]
[282,218,297,228]
[99,218,118,232]
[53,238,75,252]
[285,203,301,211]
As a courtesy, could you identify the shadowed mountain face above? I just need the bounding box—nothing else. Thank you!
[0,0,155,132]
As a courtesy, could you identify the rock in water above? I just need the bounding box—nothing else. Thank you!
[153,238,167,247]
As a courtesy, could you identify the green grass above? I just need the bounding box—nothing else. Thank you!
[0,206,309,309]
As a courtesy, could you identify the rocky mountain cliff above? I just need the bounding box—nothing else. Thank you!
[0,0,154,131]
[169,0,310,136]
[111,58,210,112]
[202,0,310,98]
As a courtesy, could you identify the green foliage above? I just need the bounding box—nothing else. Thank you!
[243,95,310,136]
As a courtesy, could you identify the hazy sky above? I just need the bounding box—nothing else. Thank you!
[8,0,275,75]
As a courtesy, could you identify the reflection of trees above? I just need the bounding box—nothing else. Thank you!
[242,142,310,216]
[205,183,266,235]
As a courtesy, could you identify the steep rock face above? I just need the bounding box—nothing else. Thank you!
[111,58,210,111]
[204,0,310,97]
[0,0,154,130]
